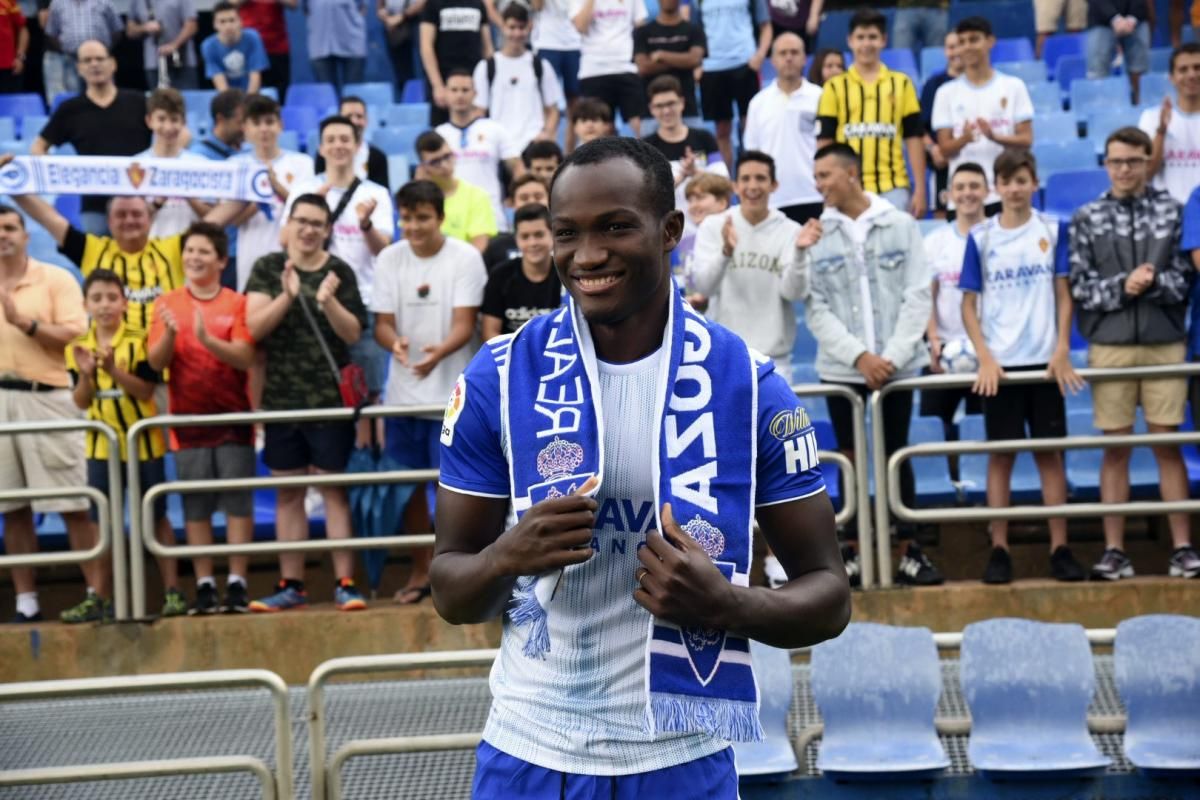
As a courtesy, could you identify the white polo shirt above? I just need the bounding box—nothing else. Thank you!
[741,79,823,207]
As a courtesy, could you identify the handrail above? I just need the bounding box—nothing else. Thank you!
[0,669,294,798]
[0,419,127,618]
[327,734,483,800]
[0,487,108,566]
[125,405,443,618]
[816,450,856,527]
[307,649,498,800]
[869,363,1200,587]
[791,384,874,587]
[0,756,276,798]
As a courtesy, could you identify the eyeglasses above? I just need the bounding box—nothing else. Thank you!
[78,56,111,64]
[1105,157,1148,169]
[291,216,328,230]
[422,152,454,167]
[649,100,682,112]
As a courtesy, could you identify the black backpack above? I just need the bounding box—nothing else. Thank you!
[485,53,546,97]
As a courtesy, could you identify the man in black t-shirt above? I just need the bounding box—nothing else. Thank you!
[632,0,706,119]
[482,173,550,272]
[32,40,152,235]
[641,75,727,219]
[419,0,492,126]
[480,203,562,339]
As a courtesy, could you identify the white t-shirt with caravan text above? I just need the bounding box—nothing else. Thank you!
[370,236,487,408]
[932,72,1034,205]
[742,79,824,207]
[923,222,970,344]
[136,148,209,240]
[472,51,565,152]
[437,118,521,232]
[284,174,395,307]
[232,149,314,291]
[1139,105,1200,205]
[569,0,646,80]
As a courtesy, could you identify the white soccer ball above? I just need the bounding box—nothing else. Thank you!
[938,338,979,374]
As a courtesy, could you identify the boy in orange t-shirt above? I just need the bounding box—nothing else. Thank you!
[148,222,257,615]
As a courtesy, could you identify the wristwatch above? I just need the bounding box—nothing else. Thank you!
[359,218,374,232]
[24,319,38,337]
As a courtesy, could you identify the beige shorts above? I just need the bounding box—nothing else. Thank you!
[0,388,89,514]
[1089,342,1188,431]
[1035,0,1087,33]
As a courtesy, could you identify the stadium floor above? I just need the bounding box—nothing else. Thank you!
[2,655,1175,800]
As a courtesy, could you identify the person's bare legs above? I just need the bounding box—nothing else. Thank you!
[715,119,735,172]
[1032,450,1069,550]
[396,485,432,603]
[986,453,1016,549]
[317,472,354,581]
[153,515,178,591]
[1148,423,1192,548]
[1099,428,1133,551]
[185,519,216,582]
[272,469,309,581]
[225,514,253,579]
[3,507,38,595]
[65,514,111,596]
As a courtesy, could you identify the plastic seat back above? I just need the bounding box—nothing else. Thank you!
[811,623,949,778]
[992,38,1034,64]
[0,93,46,119]
[1043,169,1109,216]
[342,82,393,110]
[285,82,338,111]
[961,618,1109,775]
[733,641,799,779]
[1114,614,1200,775]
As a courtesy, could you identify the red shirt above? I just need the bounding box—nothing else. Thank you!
[239,0,289,55]
[0,0,25,70]
[149,287,255,450]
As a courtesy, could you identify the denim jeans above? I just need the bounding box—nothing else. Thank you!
[890,7,949,56]
[1086,21,1151,78]
[42,51,79,105]
[311,56,365,94]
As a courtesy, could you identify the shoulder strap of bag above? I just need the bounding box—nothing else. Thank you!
[295,281,342,386]
[324,177,363,249]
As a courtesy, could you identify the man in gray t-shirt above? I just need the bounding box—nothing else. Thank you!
[127,0,200,89]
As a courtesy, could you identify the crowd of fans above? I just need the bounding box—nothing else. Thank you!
[2,3,1200,625]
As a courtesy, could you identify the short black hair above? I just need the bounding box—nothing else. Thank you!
[339,95,365,110]
[211,88,244,122]
[213,0,238,15]
[514,203,551,230]
[1170,42,1200,73]
[243,93,280,122]
[815,142,862,173]
[415,130,447,155]
[1105,126,1153,157]
[993,148,1038,183]
[320,114,361,143]
[848,9,887,36]
[83,268,124,295]
[501,3,529,24]
[509,172,548,198]
[0,204,25,229]
[571,97,613,124]
[552,137,675,219]
[182,221,229,260]
[289,193,332,224]
[737,150,777,182]
[522,139,563,166]
[951,162,988,184]
[397,180,445,218]
[445,68,474,83]
[955,16,992,37]
[646,74,684,101]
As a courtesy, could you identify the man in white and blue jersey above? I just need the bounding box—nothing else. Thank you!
[959,147,1087,586]
[432,137,850,797]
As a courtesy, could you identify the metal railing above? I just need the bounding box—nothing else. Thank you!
[307,649,498,800]
[125,405,443,619]
[869,364,1200,587]
[0,420,127,617]
[0,757,277,798]
[0,669,293,797]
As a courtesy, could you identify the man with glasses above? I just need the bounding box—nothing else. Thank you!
[642,75,725,232]
[1068,126,1198,581]
[41,0,120,100]
[414,130,496,252]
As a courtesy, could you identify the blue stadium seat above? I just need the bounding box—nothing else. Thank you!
[0,137,30,155]
[1056,55,1090,91]
[1043,169,1109,216]
[1000,60,1049,85]
[920,47,947,81]
[50,92,76,112]
[992,37,1034,64]
[1085,107,1142,142]
[401,79,426,104]
[1115,615,1200,777]
[342,82,393,110]
[962,618,1110,777]
[908,416,958,505]
[277,130,300,152]
[54,194,81,229]
[949,0,1035,41]
[1033,142,1096,179]
[1138,73,1174,107]
[880,49,919,79]
[387,154,411,193]
[1035,111,1082,143]
[180,89,216,114]
[1043,33,1088,77]
[280,104,320,136]
[303,127,319,153]
[285,82,338,111]
[958,415,1045,504]
[811,623,949,780]
[1070,77,1132,119]
[259,86,279,102]
[373,125,424,158]
[733,642,799,780]
[1027,81,1063,113]
[0,93,46,119]
[1149,47,1172,73]
[18,113,47,140]
[385,103,432,127]
[0,116,12,141]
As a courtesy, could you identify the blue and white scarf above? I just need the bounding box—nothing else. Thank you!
[502,284,763,743]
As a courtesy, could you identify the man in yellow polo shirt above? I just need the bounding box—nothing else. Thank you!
[816,9,927,219]
[0,203,92,624]
[414,130,497,253]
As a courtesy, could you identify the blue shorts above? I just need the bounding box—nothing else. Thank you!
[87,457,166,523]
[537,48,581,100]
[471,741,738,799]
[384,417,441,515]
[349,312,390,398]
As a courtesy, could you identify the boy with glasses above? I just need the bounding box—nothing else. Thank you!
[642,75,726,231]
[414,130,497,252]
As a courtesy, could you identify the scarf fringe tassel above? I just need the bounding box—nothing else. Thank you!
[648,693,765,743]
[510,585,550,660]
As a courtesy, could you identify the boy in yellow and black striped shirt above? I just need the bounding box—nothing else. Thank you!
[817,9,927,218]
[64,269,186,622]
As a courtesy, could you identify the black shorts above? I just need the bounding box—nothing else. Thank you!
[700,65,759,123]
[982,368,1067,441]
[87,457,166,523]
[780,202,825,225]
[262,422,355,473]
[918,376,982,423]
[578,73,645,123]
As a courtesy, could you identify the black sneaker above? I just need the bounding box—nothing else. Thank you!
[1168,545,1200,579]
[841,544,862,589]
[221,581,250,614]
[1091,548,1134,581]
[11,611,42,623]
[189,583,220,615]
[896,543,944,586]
[1050,546,1085,582]
[982,547,1013,584]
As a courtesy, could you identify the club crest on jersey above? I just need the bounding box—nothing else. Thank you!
[1038,238,1049,253]
[528,437,593,502]
[440,375,467,446]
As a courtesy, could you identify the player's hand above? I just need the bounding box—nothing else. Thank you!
[356,198,377,226]
[490,476,599,577]
[930,143,948,169]
[143,20,162,34]
[98,345,115,373]
[73,345,96,375]
[721,215,738,258]
[975,117,995,141]
[316,271,340,307]
[410,344,442,378]
[687,293,709,312]
[158,305,178,335]
[1125,263,1155,296]
[0,153,13,169]
[433,85,448,109]
[929,338,944,373]
[795,219,823,250]
[12,56,23,76]
[972,354,1004,397]
[855,352,894,390]
[1159,97,1173,132]
[633,502,735,629]
[1047,347,1085,397]
[193,309,209,345]
[747,53,765,72]
[909,186,927,220]
[392,336,410,366]
[679,147,698,178]
[282,260,300,298]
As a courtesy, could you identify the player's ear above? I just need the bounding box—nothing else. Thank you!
[662,209,685,253]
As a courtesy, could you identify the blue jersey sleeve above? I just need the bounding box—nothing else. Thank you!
[1054,220,1070,276]
[958,233,983,293]
[437,343,510,498]
[755,367,826,506]
[1183,187,1200,253]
